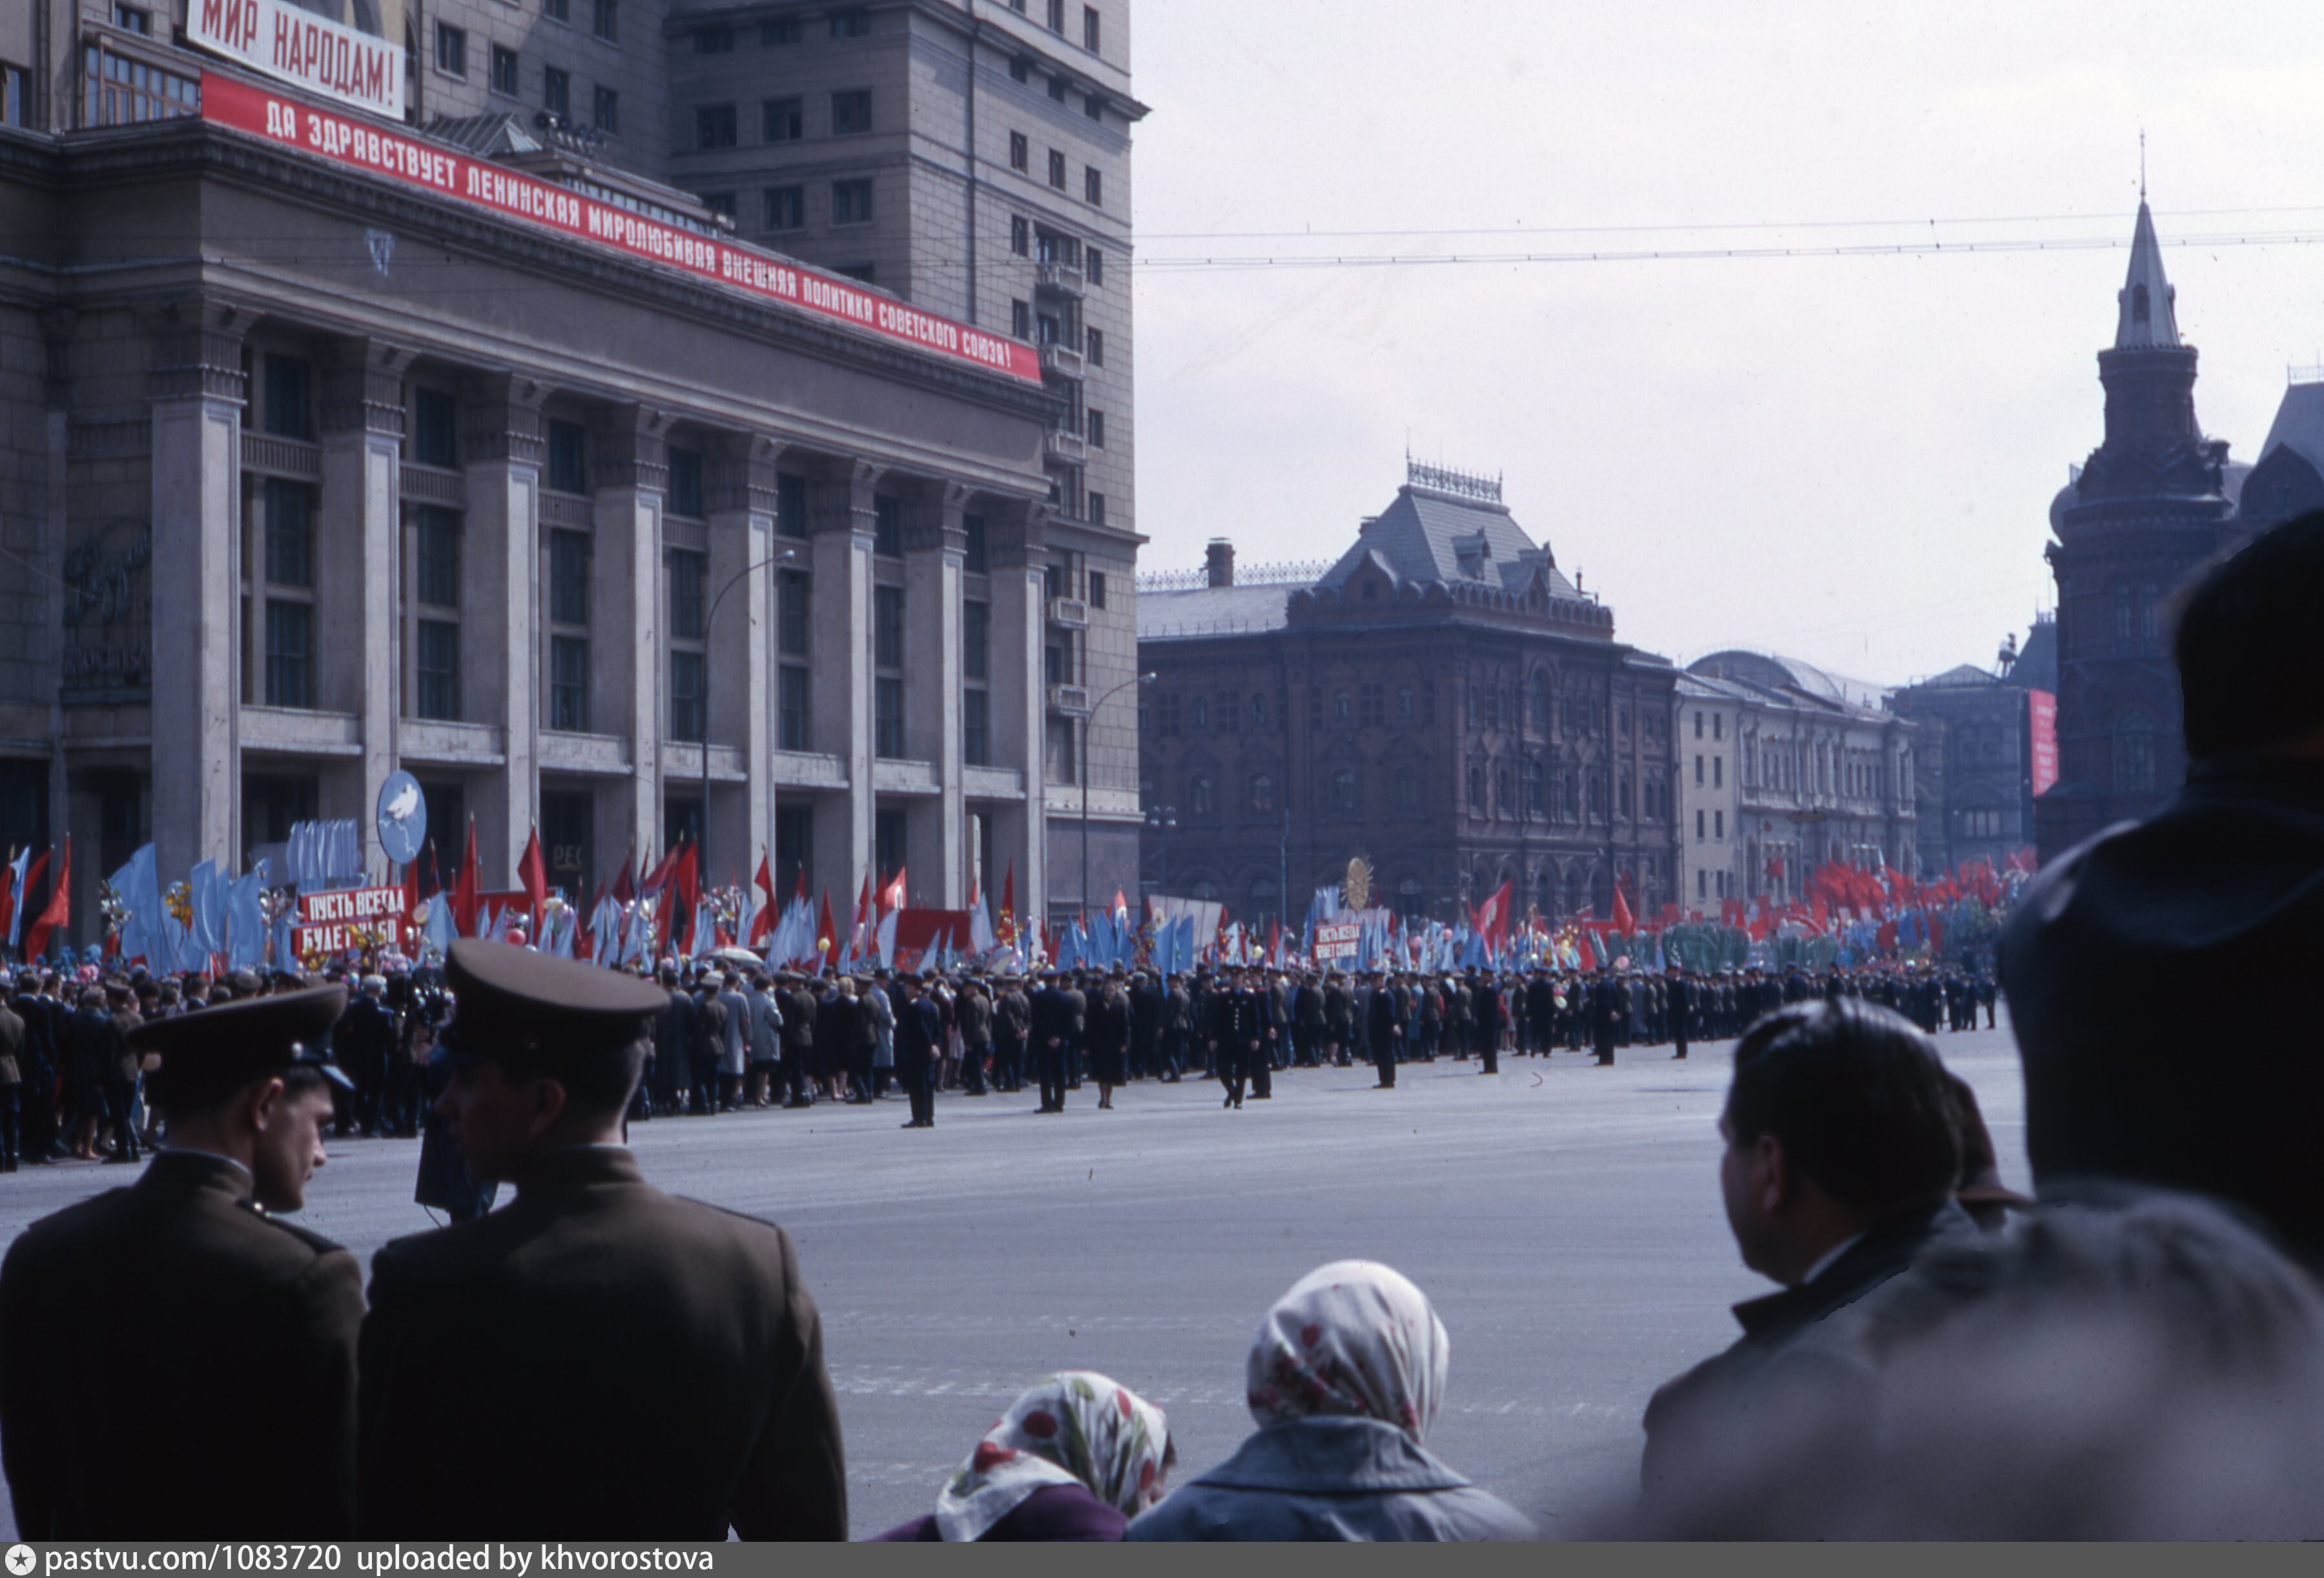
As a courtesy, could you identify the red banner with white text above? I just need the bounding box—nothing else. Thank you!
[198,75,1044,386]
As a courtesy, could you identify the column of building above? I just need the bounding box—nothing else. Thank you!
[704,434,779,880]
[901,481,968,907]
[808,460,878,911]
[460,374,546,888]
[987,502,1048,935]
[592,407,670,882]
[147,299,245,880]
[319,337,409,833]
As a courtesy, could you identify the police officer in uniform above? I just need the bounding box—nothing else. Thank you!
[356,942,845,1539]
[0,987,363,1537]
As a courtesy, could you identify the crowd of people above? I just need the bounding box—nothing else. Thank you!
[0,509,2321,1541]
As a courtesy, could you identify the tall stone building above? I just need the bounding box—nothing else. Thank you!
[0,0,1144,943]
[1888,616,2053,877]
[1136,465,1680,931]
[2036,202,2245,860]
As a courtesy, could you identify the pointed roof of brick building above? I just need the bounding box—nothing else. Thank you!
[2114,201,2181,350]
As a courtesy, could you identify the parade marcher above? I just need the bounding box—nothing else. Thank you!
[1089,973,1130,1110]
[894,973,941,1129]
[357,942,846,1539]
[1667,966,1694,1061]
[0,988,363,1537]
[1472,972,1500,1075]
[746,972,783,1108]
[994,974,1031,1094]
[340,973,398,1136]
[1128,1261,1534,1542]
[957,977,994,1095]
[1638,1000,1969,1513]
[1367,971,1402,1090]
[874,1373,1174,1542]
[1031,970,1074,1114]
[1160,973,1191,1082]
[1209,968,1262,1110]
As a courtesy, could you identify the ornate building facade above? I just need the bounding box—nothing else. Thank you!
[1136,466,1680,930]
[2036,202,2244,859]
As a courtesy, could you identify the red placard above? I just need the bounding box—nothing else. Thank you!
[2028,690,2059,796]
[1312,920,1361,963]
[294,884,412,956]
[198,74,1044,387]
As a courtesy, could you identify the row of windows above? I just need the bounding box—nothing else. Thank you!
[1005,131,1107,206]
[1005,0,1104,54]
[695,89,871,151]
[692,10,872,51]
[1005,223,1108,287]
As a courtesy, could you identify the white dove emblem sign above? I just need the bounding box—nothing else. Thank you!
[375,770,428,867]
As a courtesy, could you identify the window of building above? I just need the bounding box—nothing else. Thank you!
[1009,214,1029,255]
[114,5,152,33]
[1359,683,1384,727]
[546,420,586,493]
[412,388,457,468]
[696,191,736,222]
[263,479,313,588]
[1087,248,1104,286]
[1046,0,1066,29]
[264,601,313,709]
[1084,166,1102,205]
[1,63,26,128]
[1011,299,1031,338]
[1713,712,1723,741]
[960,598,989,680]
[415,506,460,608]
[591,0,616,41]
[1329,769,1357,814]
[875,809,907,884]
[695,103,737,149]
[1086,93,1105,121]
[762,96,802,142]
[2113,711,2157,794]
[692,24,732,53]
[1009,131,1028,172]
[1087,492,1105,526]
[435,23,466,76]
[593,85,619,133]
[262,354,312,440]
[761,17,801,45]
[1190,694,1208,731]
[1009,55,1031,84]
[777,473,809,540]
[1712,756,1722,789]
[832,178,874,224]
[1086,572,1106,609]
[655,450,700,520]
[1466,761,1485,809]
[1085,328,1104,367]
[1087,410,1105,449]
[666,549,705,641]
[415,620,460,720]
[489,43,518,94]
[873,494,902,557]
[771,570,809,659]
[1528,759,1547,816]
[1393,767,1419,809]
[830,8,871,37]
[876,677,905,758]
[550,530,590,626]
[1714,809,1725,839]
[777,665,811,751]
[1047,149,1066,189]
[963,688,990,766]
[873,585,904,666]
[544,0,568,21]
[1083,5,1101,50]
[543,67,568,118]
[668,650,705,742]
[963,514,988,572]
[830,89,872,135]
[1214,692,1239,734]
[550,635,589,731]
[763,185,803,231]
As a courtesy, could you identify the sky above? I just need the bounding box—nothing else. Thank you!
[1126,0,2324,686]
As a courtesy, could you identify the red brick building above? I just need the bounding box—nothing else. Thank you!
[1136,464,1680,929]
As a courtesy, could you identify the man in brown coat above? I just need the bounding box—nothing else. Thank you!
[357,941,846,1539]
[0,987,362,1537]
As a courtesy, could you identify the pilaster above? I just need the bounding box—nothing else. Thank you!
[901,480,968,906]
[593,406,672,871]
[987,501,1047,939]
[704,435,785,885]
[458,372,546,886]
[321,337,413,863]
[807,458,881,910]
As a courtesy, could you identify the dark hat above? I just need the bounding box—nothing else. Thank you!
[442,939,668,1065]
[129,984,353,1102]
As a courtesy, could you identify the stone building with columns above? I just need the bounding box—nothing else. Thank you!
[0,1,1144,942]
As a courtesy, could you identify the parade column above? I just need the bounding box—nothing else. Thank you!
[705,435,781,884]
[594,407,672,877]
[461,374,546,888]
[901,481,969,908]
[147,300,247,880]
[321,338,412,840]
[987,501,1049,942]
[807,459,880,916]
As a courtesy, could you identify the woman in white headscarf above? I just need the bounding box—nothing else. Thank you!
[872,1372,1173,1542]
[1129,1260,1535,1541]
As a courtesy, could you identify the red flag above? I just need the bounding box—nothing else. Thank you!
[996,862,1017,947]
[1610,879,1636,935]
[879,866,907,915]
[23,837,69,962]
[815,888,839,960]
[639,844,677,898]
[611,842,637,905]
[848,875,873,955]
[672,842,700,923]
[452,820,481,939]
[1471,879,1513,953]
[402,857,420,930]
[517,824,548,933]
[749,851,776,946]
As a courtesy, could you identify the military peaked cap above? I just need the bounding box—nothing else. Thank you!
[129,984,353,1102]
[443,939,670,1064]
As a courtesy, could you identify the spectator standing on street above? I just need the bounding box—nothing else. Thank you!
[1129,1260,1534,1542]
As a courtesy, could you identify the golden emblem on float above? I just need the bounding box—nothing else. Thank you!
[1342,857,1373,912]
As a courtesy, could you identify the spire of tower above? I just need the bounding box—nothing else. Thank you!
[2114,200,2181,349]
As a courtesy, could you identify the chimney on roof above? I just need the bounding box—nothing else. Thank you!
[1205,539,1235,589]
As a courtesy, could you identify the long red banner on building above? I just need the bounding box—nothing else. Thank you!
[199,74,1044,386]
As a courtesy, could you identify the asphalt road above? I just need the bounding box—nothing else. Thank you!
[0,1020,2029,1540]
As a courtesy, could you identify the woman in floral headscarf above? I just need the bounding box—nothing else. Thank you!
[1129,1260,1534,1541]
[872,1372,1173,1542]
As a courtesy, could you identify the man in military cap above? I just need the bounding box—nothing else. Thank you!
[0,986,362,1537]
[358,941,845,1538]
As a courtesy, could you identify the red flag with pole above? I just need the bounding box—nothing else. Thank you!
[815,888,839,962]
[996,862,1018,948]
[23,838,68,962]
[1610,878,1636,935]
[611,842,637,905]
[518,824,548,935]
[452,820,482,939]
[749,851,776,946]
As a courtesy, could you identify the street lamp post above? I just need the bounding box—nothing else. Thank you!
[1145,805,1177,897]
[1081,671,1156,919]
[699,548,800,886]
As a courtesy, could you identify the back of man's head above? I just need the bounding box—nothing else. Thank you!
[1727,1000,1962,1213]
[2175,510,2324,761]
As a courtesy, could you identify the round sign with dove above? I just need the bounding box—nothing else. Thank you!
[376,770,427,867]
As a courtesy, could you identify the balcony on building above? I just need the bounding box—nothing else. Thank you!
[1034,261,1086,300]
[1039,341,1085,382]
[1047,683,1092,715]
[1047,596,1089,630]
